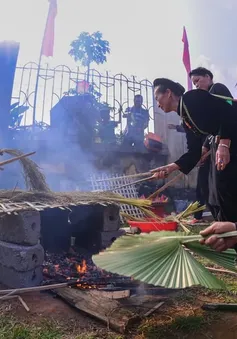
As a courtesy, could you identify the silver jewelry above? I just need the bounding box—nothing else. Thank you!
[218,143,230,149]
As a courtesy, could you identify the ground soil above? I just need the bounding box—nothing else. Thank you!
[2,285,237,339]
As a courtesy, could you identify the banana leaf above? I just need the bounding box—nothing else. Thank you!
[93,231,237,289]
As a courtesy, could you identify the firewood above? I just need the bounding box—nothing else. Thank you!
[55,287,140,333]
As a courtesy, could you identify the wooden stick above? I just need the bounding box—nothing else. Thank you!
[0,281,78,296]
[95,172,151,182]
[0,295,30,312]
[144,301,165,317]
[112,175,154,191]
[18,296,30,312]
[148,173,184,200]
[0,151,36,167]
[148,150,212,200]
[206,267,237,276]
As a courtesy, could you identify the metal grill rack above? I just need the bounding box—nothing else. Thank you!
[89,173,144,220]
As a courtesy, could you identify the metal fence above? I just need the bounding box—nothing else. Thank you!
[11,63,154,132]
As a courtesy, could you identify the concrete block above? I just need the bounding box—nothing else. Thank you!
[0,241,44,271]
[0,264,43,288]
[100,230,125,249]
[103,205,120,231]
[0,211,41,245]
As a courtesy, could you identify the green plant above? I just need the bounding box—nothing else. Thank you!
[69,31,110,80]
[93,231,237,289]
[10,102,29,128]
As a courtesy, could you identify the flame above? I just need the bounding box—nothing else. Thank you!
[76,260,87,274]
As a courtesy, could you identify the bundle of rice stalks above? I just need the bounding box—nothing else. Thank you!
[165,202,206,233]
[0,149,50,192]
[93,231,237,289]
[0,189,154,216]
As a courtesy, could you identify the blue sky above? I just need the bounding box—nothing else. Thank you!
[1,0,237,94]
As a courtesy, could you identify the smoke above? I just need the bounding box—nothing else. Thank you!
[34,127,104,192]
[2,120,110,192]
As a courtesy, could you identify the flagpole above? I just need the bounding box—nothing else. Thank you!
[32,53,43,127]
[32,0,56,127]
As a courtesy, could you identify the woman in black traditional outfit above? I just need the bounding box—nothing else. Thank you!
[189,67,233,221]
[152,78,237,222]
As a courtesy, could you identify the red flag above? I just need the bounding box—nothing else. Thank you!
[182,26,192,91]
[41,0,57,57]
[76,80,90,94]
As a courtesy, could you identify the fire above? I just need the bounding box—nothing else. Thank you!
[76,260,87,274]
[76,283,95,289]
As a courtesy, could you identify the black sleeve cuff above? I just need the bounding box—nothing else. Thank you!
[233,223,237,252]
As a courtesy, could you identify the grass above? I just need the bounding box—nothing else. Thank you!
[75,336,123,339]
[1,249,237,339]
[0,317,61,339]
[137,313,216,339]
[0,316,124,339]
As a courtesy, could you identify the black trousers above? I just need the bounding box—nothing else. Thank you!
[194,160,210,220]
[216,156,237,222]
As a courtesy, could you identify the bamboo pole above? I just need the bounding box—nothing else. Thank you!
[148,173,184,200]
[111,175,154,191]
[0,281,78,296]
[0,151,35,167]
[148,150,211,200]
[95,172,151,182]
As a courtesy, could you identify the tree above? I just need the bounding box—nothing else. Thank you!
[69,31,110,80]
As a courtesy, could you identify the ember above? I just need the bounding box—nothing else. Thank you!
[43,248,132,288]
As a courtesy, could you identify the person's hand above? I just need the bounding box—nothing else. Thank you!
[168,124,177,130]
[216,144,230,171]
[201,146,208,156]
[199,148,210,166]
[200,222,237,252]
[150,163,179,180]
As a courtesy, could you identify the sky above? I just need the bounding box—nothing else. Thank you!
[1,0,237,94]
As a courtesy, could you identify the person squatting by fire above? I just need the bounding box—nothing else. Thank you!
[151,77,237,225]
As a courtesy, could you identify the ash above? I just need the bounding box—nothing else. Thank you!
[43,246,131,286]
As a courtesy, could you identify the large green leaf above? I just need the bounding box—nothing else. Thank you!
[185,241,237,273]
[93,231,237,290]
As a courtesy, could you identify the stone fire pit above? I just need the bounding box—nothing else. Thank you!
[0,202,122,288]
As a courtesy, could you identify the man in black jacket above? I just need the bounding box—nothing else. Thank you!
[189,67,233,222]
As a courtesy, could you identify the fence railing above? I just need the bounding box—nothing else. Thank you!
[11,63,154,132]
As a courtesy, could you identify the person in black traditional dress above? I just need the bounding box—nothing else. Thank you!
[189,67,233,221]
[152,78,237,222]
